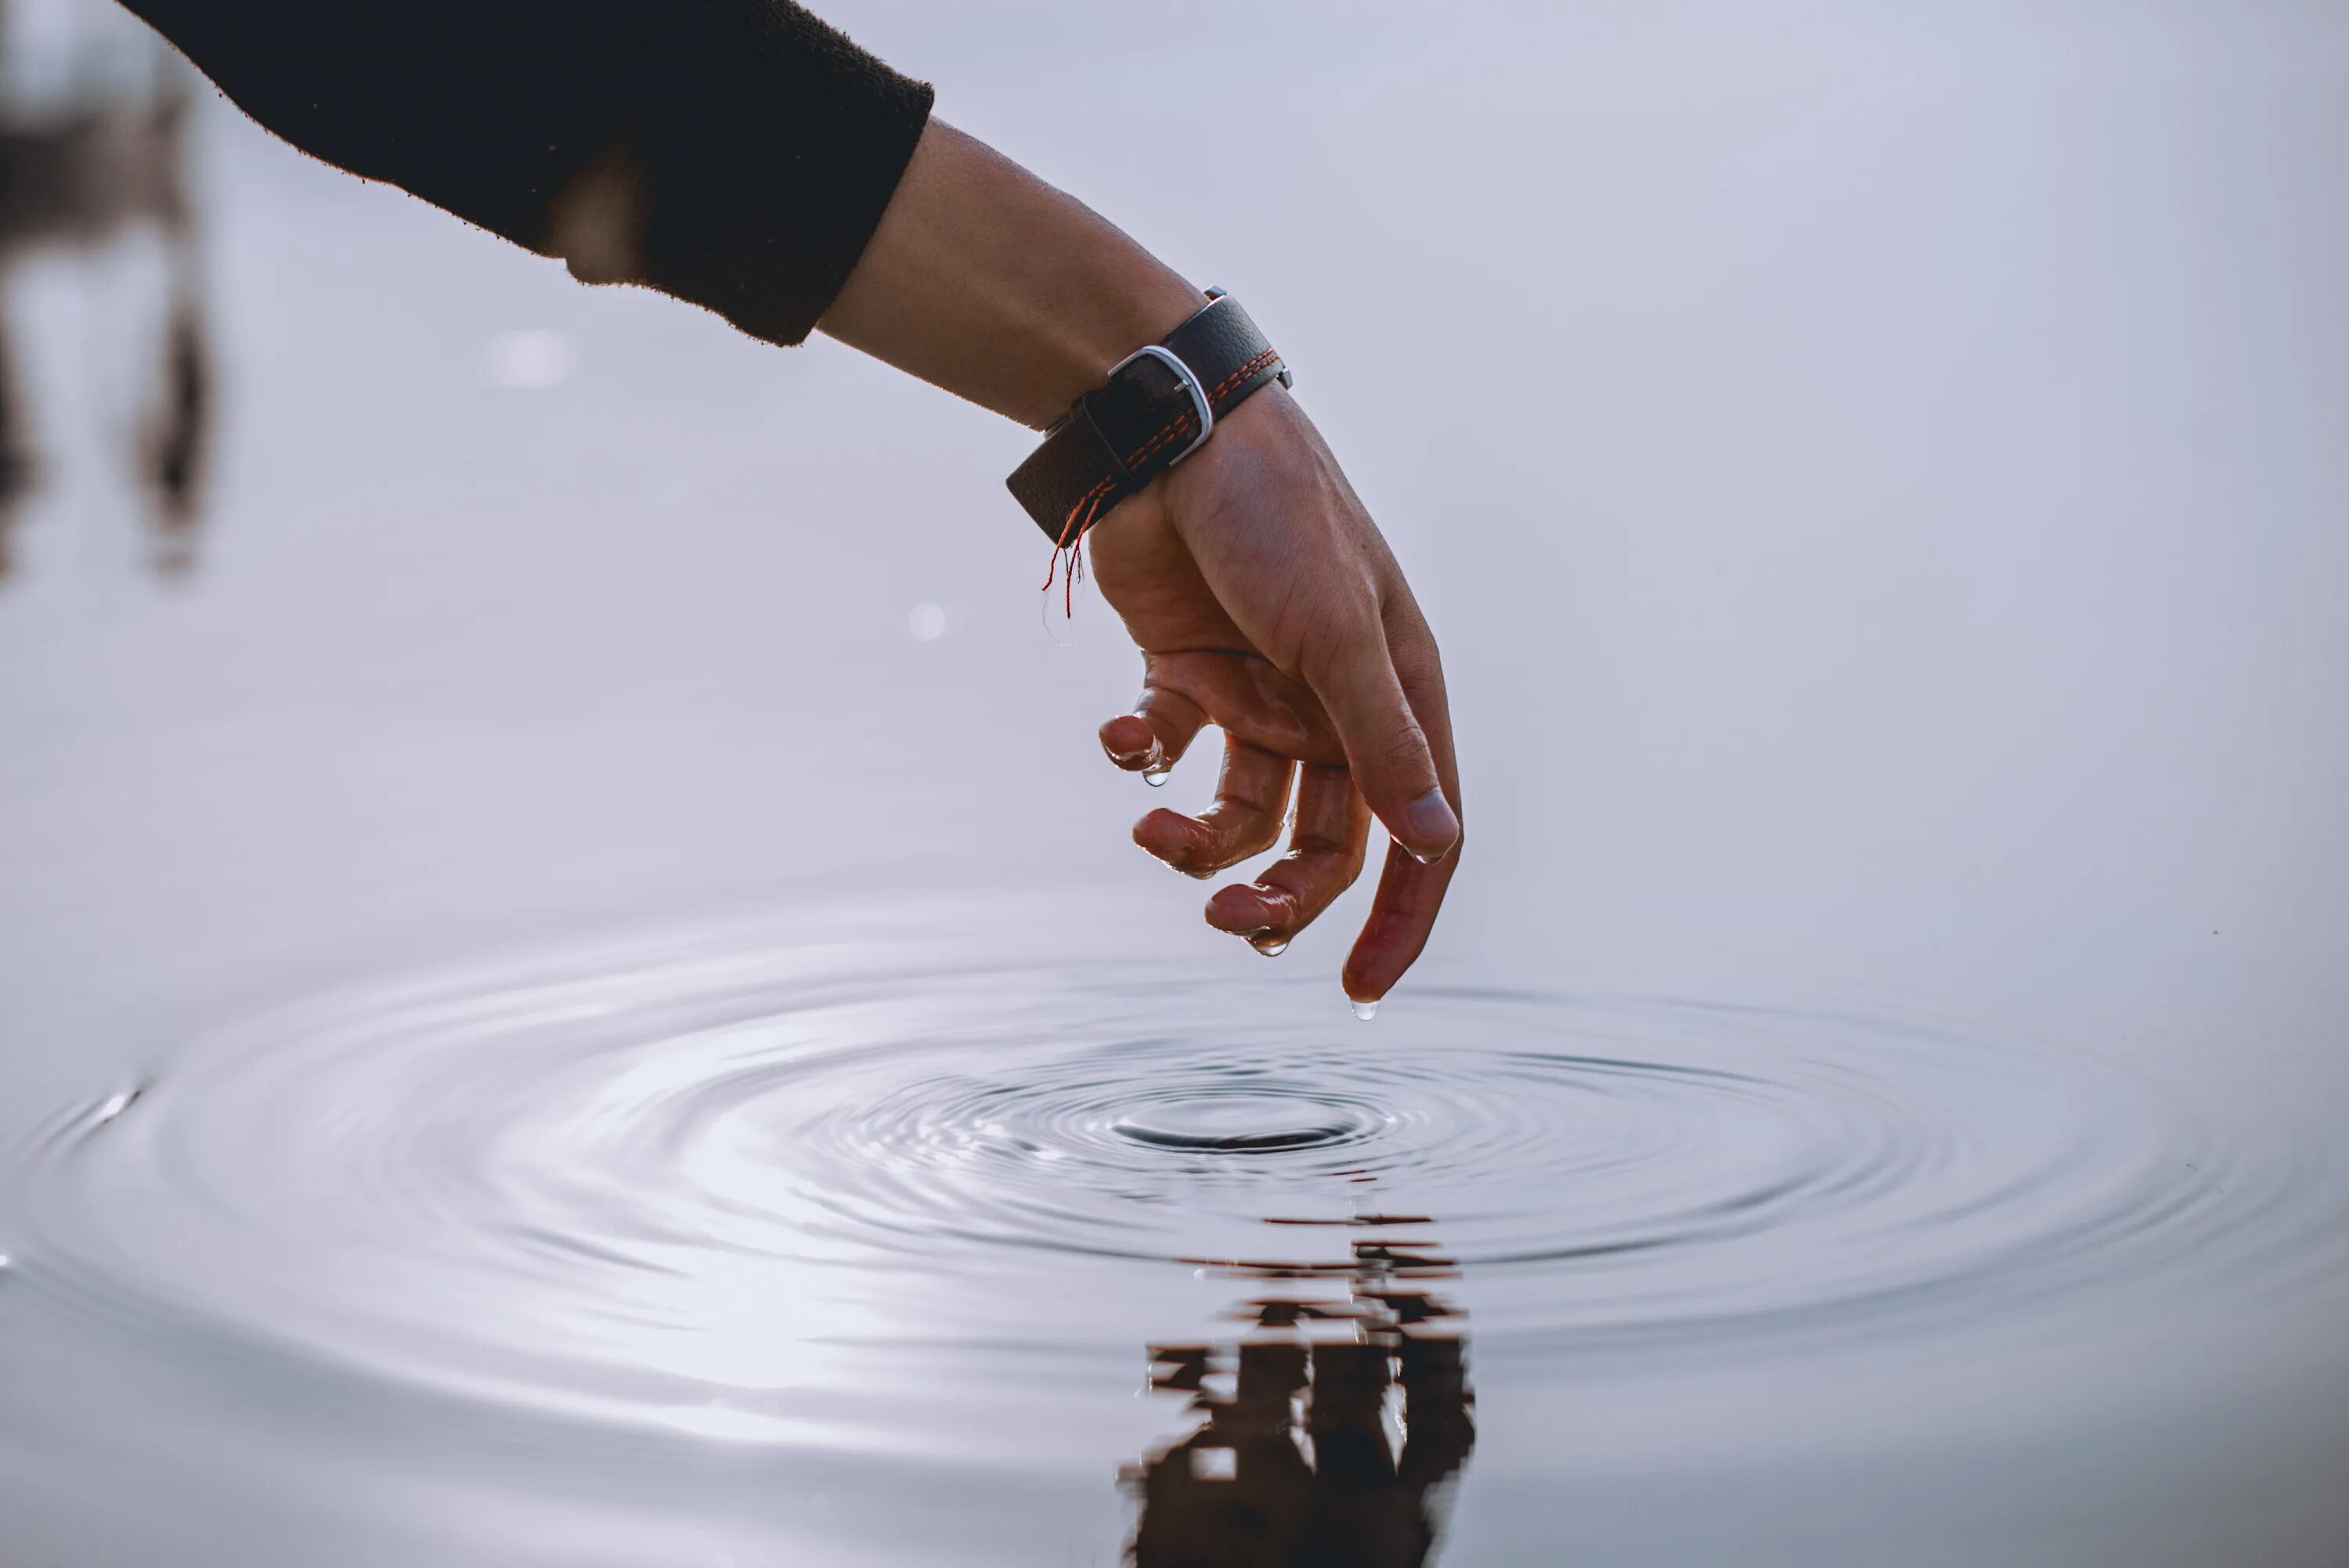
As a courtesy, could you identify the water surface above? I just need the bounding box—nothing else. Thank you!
[5,903,2346,1564]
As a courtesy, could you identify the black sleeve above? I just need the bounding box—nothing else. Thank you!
[120,0,934,346]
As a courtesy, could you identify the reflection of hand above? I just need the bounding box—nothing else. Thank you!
[1128,1328,1475,1568]
[1088,387,1461,1004]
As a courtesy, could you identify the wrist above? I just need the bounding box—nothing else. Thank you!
[818,120,1200,428]
[1015,261,1207,429]
[1005,294,1290,546]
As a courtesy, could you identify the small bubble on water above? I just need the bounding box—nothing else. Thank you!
[1350,998,1379,1022]
[92,1090,134,1126]
[907,602,947,641]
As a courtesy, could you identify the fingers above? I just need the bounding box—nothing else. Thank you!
[1342,840,1460,1002]
[1133,734,1294,878]
[1110,618,1463,1000]
[1099,686,1207,777]
[1311,623,1461,864]
[1204,765,1372,953]
[1343,610,1463,1004]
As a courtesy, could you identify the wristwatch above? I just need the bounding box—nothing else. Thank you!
[1006,291,1290,545]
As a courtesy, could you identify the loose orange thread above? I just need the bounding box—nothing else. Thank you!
[1038,353,1281,618]
[1041,477,1113,618]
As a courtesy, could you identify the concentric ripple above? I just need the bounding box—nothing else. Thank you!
[1110,1098,1383,1152]
[5,913,2341,1450]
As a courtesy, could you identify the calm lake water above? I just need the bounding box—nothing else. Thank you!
[5,4,2347,1565]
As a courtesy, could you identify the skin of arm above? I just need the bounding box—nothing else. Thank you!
[819,121,1463,1004]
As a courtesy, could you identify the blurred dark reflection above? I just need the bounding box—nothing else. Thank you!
[1124,1218,1475,1568]
[0,0,210,583]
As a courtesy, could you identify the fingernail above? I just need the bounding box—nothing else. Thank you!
[1402,789,1460,862]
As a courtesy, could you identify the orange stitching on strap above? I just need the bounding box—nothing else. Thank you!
[1124,414,1196,471]
[1035,345,1285,619]
[1120,348,1283,471]
[1207,347,1282,404]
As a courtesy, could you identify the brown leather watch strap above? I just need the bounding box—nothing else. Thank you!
[1005,293,1289,544]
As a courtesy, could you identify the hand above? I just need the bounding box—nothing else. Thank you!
[815,121,1461,1000]
[1084,385,1462,1004]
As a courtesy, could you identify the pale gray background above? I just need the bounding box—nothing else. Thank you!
[2,2,2345,1563]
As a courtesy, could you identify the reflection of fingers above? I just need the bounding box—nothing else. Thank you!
[1133,735,1294,876]
[1099,687,1208,774]
[1206,766,1370,951]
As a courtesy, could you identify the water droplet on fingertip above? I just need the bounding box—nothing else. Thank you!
[1350,998,1379,1022]
[1250,935,1289,957]
[1143,766,1171,788]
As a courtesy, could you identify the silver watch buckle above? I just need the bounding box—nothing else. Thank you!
[1108,344,1214,467]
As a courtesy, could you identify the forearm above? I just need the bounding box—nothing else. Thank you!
[817,121,1205,431]
[124,0,1185,413]
[121,0,933,348]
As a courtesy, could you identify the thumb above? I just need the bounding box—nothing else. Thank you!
[1314,636,1460,863]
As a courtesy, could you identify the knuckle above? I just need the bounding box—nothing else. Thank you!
[1375,720,1435,780]
[1236,822,1285,861]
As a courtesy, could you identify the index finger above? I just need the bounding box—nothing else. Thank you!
[1340,606,1462,1007]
